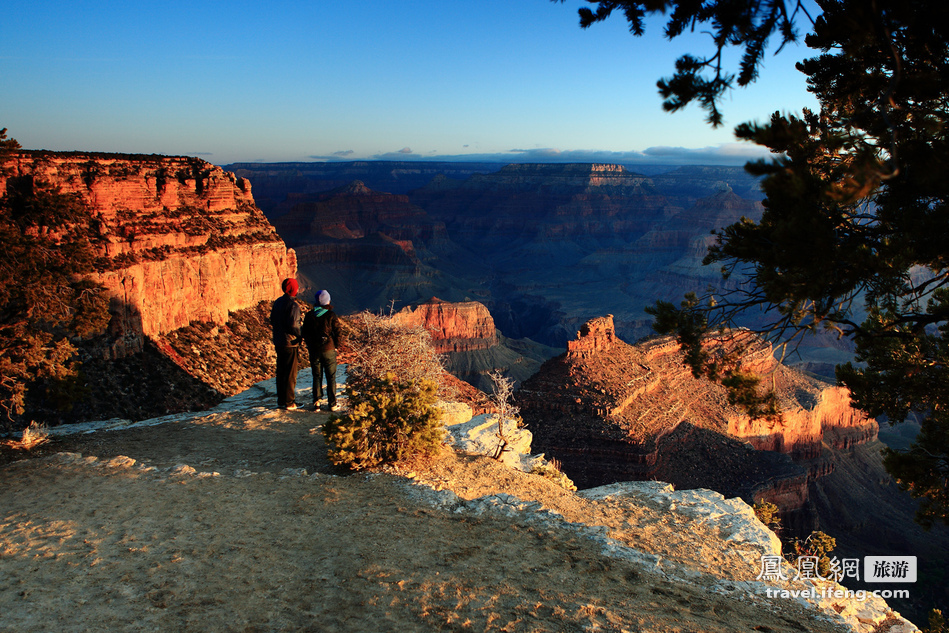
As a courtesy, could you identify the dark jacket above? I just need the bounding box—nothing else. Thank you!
[302,304,342,354]
[270,294,303,347]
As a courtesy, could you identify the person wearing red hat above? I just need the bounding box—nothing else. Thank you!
[270,277,303,410]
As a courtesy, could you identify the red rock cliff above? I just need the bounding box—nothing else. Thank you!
[391,298,499,353]
[520,318,878,505]
[1,151,296,357]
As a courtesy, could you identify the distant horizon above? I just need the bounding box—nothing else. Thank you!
[11,145,771,172]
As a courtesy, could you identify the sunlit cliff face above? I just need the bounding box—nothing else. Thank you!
[391,298,499,354]
[1,152,295,357]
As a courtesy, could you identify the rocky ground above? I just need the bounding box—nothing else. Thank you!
[0,376,917,633]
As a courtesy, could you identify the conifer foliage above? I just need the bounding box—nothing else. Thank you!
[0,130,110,427]
[323,374,443,469]
[561,0,949,526]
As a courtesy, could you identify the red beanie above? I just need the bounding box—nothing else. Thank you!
[281,278,299,297]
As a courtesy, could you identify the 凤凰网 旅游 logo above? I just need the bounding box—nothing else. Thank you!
[757,555,915,601]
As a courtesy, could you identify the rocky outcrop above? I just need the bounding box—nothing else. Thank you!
[519,318,878,516]
[388,298,560,394]
[566,315,617,356]
[392,298,499,353]
[1,151,295,358]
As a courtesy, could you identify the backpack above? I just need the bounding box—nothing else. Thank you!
[311,307,332,347]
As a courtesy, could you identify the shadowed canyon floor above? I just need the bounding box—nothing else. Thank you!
[0,401,890,633]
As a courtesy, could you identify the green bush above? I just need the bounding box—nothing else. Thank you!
[323,374,445,470]
[752,501,781,533]
[788,530,837,577]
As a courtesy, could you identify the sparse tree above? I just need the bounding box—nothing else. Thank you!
[487,369,520,460]
[0,128,22,152]
[560,0,949,526]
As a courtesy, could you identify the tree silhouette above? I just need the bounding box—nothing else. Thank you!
[558,1,949,526]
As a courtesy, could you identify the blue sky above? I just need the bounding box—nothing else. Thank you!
[2,0,819,166]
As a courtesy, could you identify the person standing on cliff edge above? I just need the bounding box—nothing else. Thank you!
[302,289,342,411]
[270,278,303,410]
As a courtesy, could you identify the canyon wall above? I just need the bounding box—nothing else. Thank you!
[1,151,296,357]
[271,180,446,246]
[388,298,559,393]
[237,161,783,359]
[519,317,878,521]
[391,298,499,353]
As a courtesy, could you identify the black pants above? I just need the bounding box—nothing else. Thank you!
[275,346,300,407]
[310,348,338,405]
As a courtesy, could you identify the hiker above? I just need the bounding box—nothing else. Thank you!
[270,277,303,410]
[302,289,343,411]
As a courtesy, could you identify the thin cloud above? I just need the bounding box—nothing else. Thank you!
[372,148,423,160]
[313,144,777,167]
[308,150,356,161]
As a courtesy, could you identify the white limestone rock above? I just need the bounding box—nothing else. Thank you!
[435,400,474,427]
[444,413,533,469]
[579,481,782,557]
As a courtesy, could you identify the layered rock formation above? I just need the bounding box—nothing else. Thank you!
[390,298,559,393]
[391,298,498,353]
[411,163,672,250]
[241,161,782,359]
[271,180,446,247]
[271,181,481,316]
[1,151,295,358]
[3,151,299,424]
[518,316,878,522]
[518,318,949,615]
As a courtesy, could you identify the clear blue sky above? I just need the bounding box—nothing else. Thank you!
[2,0,818,166]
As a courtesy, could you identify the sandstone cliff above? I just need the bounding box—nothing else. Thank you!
[389,298,560,393]
[3,151,299,424]
[519,316,878,513]
[391,298,498,353]
[1,151,296,359]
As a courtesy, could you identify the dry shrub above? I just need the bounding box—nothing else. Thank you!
[324,311,448,470]
[530,457,577,491]
[2,421,49,450]
[344,311,445,392]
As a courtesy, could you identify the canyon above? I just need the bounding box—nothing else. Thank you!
[235,162,791,348]
[4,151,944,622]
